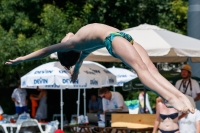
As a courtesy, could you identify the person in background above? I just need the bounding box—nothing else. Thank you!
[138,91,146,113]
[178,95,200,133]
[30,94,38,118]
[0,105,3,120]
[30,86,47,122]
[11,80,28,115]
[98,87,128,113]
[152,97,179,133]
[88,94,103,115]
[175,64,200,102]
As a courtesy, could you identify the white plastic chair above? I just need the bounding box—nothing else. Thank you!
[52,114,68,126]
[15,119,44,133]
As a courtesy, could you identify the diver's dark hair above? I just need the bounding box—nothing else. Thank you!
[57,51,80,70]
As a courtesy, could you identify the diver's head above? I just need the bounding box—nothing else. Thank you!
[57,51,81,70]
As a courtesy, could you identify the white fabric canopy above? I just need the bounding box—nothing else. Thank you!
[50,24,200,63]
[108,66,137,87]
[21,61,116,129]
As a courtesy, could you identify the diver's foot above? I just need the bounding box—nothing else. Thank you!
[178,94,195,114]
[167,96,189,113]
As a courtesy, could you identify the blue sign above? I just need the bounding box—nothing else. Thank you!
[90,79,98,85]
[34,78,48,84]
[34,70,53,74]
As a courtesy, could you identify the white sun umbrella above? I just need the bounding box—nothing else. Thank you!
[62,23,200,63]
[21,61,103,129]
[107,66,137,91]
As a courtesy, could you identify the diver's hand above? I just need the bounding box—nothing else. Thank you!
[71,67,79,83]
[5,57,23,66]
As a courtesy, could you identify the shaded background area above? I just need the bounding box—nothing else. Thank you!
[0,86,158,122]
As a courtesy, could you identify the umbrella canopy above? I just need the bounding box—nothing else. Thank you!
[73,24,200,63]
[107,66,137,87]
[21,61,116,89]
[83,61,117,86]
[21,61,116,129]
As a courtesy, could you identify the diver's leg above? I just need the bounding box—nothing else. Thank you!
[132,42,194,112]
[111,37,189,112]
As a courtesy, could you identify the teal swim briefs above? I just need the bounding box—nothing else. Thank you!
[104,32,134,58]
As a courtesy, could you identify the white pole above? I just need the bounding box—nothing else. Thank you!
[113,86,115,92]
[83,88,86,116]
[77,89,80,117]
[60,89,64,130]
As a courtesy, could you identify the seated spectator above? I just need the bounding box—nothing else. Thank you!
[98,87,128,113]
[178,95,200,133]
[88,95,103,115]
[152,97,179,133]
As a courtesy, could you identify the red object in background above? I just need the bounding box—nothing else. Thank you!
[54,129,64,133]
[31,99,38,118]
[0,114,3,120]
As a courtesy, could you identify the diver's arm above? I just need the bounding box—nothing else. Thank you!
[5,33,75,66]
[71,51,90,82]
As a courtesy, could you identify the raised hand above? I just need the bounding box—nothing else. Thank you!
[5,57,23,66]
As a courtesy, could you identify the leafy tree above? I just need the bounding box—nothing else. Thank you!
[0,0,188,87]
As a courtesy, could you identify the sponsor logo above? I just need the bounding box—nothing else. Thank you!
[34,70,53,74]
[34,78,48,84]
[89,68,101,73]
[104,70,111,74]
[45,83,60,88]
[130,75,136,77]
[59,70,69,74]
[117,81,125,85]
[117,75,127,78]
[62,79,79,84]
[109,78,115,83]
[90,79,98,85]
[84,70,95,74]
[22,81,26,86]
[73,83,87,88]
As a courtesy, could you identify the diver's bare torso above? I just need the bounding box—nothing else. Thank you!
[71,23,120,52]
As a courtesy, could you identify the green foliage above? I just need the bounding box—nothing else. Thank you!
[0,0,188,87]
[125,90,158,107]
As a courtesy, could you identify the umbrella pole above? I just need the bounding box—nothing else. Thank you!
[113,86,115,92]
[77,89,80,117]
[60,89,64,130]
[83,88,86,116]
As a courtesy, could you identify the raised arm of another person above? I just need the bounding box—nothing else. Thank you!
[30,91,44,101]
